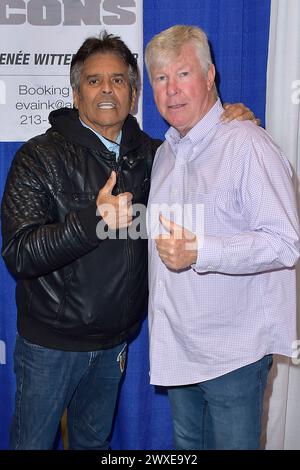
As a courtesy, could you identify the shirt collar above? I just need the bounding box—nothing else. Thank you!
[79,118,122,157]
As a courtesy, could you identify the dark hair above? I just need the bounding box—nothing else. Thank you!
[70,30,139,94]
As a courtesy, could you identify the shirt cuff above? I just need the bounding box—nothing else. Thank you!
[192,235,222,272]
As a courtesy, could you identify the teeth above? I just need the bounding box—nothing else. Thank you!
[97,103,116,109]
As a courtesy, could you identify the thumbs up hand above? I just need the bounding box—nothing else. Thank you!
[155,215,198,270]
[100,170,118,196]
[96,171,133,229]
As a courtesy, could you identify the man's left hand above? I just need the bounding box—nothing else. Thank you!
[155,215,198,271]
[221,102,260,126]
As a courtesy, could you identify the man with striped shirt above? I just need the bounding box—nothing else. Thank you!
[146,25,300,450]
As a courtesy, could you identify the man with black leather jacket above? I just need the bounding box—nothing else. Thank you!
[1,31,256,450]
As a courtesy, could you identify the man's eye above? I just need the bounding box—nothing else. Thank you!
[179,71,188,77]
[156,76,166,82]
[113,78,124,84]
[89,78,98,85]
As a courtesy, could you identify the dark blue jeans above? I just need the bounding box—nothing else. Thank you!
[10,334,127,450]
[168,355,273,450]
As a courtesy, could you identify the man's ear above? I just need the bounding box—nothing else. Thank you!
[130,89,137,112]
[73,89,79,109]
[207,64,216,91]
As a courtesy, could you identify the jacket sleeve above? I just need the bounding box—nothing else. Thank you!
[1,144,100,279]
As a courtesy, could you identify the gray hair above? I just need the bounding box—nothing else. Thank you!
[145,25,213,81]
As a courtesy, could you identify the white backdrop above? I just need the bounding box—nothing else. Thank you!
[265,0,300,450]
[0,0,143,141]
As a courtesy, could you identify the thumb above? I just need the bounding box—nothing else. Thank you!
[159,214,174,234]
[160,214,187,239]
[103,171,117,195]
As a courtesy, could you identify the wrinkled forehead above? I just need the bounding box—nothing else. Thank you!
[82,51,128,69]
[154,50,205,82]
[150,51,184,76]
[150,42,198,70]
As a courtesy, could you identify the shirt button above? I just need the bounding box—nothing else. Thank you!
[158,280,163,288]
[171,187,178,196]
[207,265,215,270]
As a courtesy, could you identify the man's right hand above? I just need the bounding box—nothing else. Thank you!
[96,171,133,229]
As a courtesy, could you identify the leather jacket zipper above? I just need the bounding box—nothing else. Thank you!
[115,155,131,313]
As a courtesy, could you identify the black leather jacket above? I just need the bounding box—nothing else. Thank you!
[1,108,161,351]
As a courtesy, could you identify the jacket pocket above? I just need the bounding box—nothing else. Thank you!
[55,191,97,219]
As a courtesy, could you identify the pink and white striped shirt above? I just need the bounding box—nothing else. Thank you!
[147,99,300,386]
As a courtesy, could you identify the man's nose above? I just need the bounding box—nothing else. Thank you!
[166,77,178,96]
[101,77,113,94]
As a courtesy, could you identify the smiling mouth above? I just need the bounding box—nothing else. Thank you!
[97,102,116,109]
[168,104,185,109]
